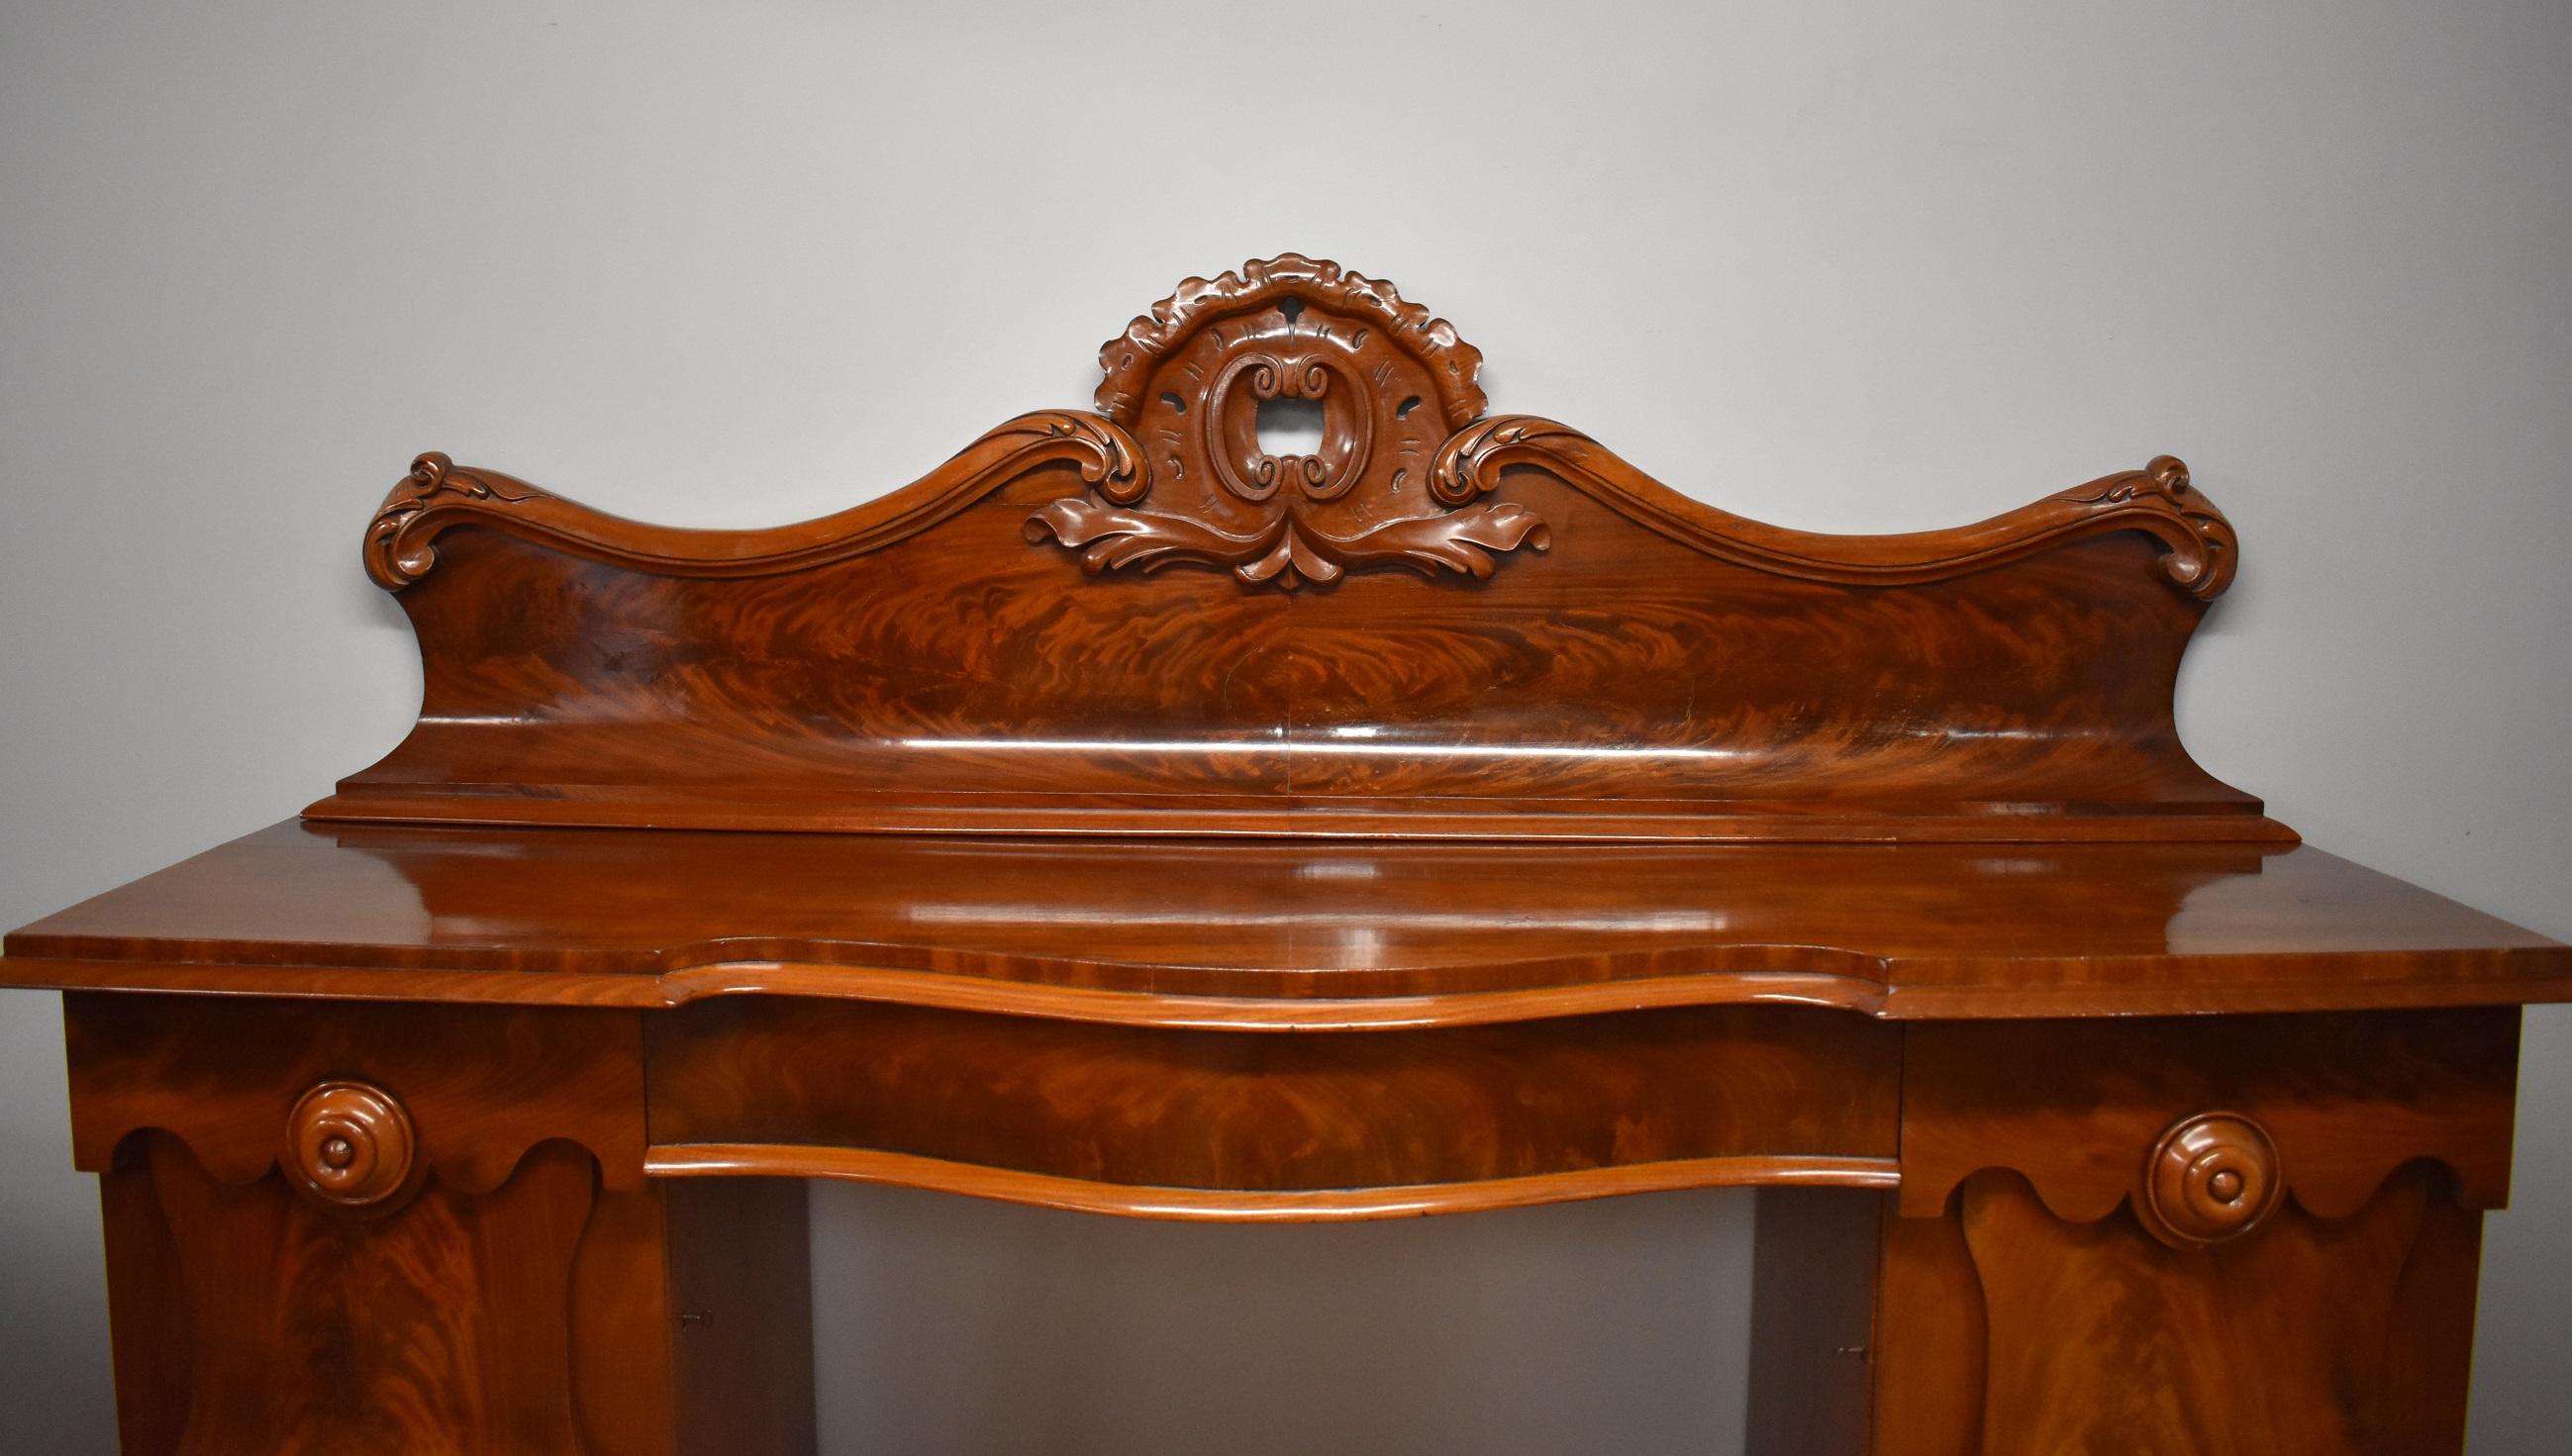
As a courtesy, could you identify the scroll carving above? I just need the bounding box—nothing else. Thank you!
[363,412,1138,590]
[1440,419,2238,601]
[361,256,2237,606]
[1095,253,1485,429]
[1028,253,1551,589]
[314,251,2290,840]
[2054,454,2237,600]
[1021,486,1552,588]
[364,451,550,590]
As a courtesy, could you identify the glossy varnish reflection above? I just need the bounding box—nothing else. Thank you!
[643,999,1900,1218]
[1,254,2563,1453]
[1869,1014,2515,1454]
[5,824,2564,1019]
[102,1132,609,1453]
[318,252,2264,842]
[65,994,809,1455]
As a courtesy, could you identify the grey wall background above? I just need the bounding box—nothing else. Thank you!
[3,1,2565,1451]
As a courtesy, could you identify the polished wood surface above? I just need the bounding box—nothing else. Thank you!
[1896,1010,2523,1219]
[315,251,2272,842]
[101,1133,617,1455]
[1874,1014,2511,1454]
[4,254,2561,1453]
[68,994,809,1456]
[62,994,647,1193]
[1955,1167,2478,1455]
[1874,1163,2485,1456]
[7,824,2567,1019]
[643,999,1897,1217]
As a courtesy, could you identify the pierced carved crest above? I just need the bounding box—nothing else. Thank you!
[1024,254,1551,589]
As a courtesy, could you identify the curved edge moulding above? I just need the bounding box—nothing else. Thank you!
[313,253,2284,844]
[647,1146,1905,1223]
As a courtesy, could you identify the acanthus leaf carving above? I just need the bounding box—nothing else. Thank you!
[1031,254,1550,591]
[1434,418,2239,602]
[357,258,2236,608]
[1096,253,1485,430]
[2051,453,2236,600]
[1012,410,1146,505]
[364,411,1143,591]
[1431,414,1589,506]
[1022,498,1264,576]
[364,451,551,590]
[1024,494,1551,588]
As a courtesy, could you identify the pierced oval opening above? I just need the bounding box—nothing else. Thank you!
[1159,392,1187,415]
[1255,396,1326,458]
[1397,395,1423,420]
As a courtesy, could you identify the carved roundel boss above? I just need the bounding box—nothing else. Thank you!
[1026,254,1551,589]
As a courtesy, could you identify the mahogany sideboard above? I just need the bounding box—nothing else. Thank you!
[5,255,2566,1455]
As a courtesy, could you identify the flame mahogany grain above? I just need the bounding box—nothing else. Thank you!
[1867,1012,2516,1454]
[3,255,2564,1453]
[1942,1167,2479,1455]
[643,999,1899,1217]
[316,252,2270,843]
[1895,1011,2523,1221]
[100,1133,614,1454]
[65,994,809,1456]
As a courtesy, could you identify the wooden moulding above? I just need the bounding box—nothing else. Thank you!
[9,825,2570,1020]
[1895,1010,2524,1222]
[69,994,813,1455]
[642,998,1901,1220]
[62,993,648,1196]
[643,1147,1901,1223]
[312,252,2279,844]
[1874,1011,2518,1455]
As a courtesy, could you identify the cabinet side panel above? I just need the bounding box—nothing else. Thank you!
[1869,1190,1987,1456]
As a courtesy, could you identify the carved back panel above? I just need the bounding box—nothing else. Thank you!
[316,254,2276,842]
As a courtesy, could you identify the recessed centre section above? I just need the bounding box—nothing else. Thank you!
[1255,396,1326,458]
